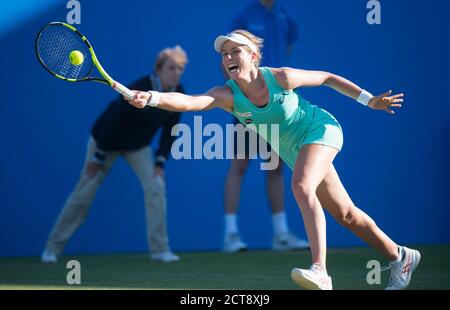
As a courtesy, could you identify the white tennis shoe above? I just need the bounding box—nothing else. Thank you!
[150,251,180,263]
[41,250,58,263]
[223,233,248,253]
[385,246,421,290]
[272,232,310,251]
[291,264,332,290]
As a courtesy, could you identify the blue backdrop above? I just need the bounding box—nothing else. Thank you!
[1,0,449,256]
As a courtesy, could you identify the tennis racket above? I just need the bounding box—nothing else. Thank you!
[35,22,135,99]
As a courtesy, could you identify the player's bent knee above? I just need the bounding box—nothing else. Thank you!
[333,207,375,229]
[334,209,355,227]
[291,180,316,204]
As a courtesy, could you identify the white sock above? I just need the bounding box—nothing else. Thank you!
[225,214,238,236]
[391,246,403,264]
[272,212,289,236]
[311,263,328,275]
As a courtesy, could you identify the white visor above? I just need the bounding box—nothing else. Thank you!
[214,33,258,54]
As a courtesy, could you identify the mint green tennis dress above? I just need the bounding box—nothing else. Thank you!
[227,67,343,171]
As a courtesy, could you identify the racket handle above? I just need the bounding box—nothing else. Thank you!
[112,81,135,100]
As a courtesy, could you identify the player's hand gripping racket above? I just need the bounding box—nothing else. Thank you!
[35,22,135,99]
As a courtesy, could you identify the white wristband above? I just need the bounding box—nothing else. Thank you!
[357,89,373,106]
[147,91,161,107]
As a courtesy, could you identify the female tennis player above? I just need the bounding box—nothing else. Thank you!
[125,30,420,290]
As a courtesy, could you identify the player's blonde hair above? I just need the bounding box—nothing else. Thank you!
[154,45,188,72]
[231,29,264,66]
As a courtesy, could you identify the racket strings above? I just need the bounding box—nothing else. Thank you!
[37,25,93,80]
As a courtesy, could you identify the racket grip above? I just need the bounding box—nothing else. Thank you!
[112,81,135,100]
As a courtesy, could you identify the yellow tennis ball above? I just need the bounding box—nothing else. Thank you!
[69,50,84,66]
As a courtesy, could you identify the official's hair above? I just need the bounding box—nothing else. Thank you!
[154,45,188,72]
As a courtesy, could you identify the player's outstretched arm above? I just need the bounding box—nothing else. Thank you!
[272,67,404,114]
[125,86,233,112]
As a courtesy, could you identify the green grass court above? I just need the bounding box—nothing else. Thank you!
[1,245,449,290]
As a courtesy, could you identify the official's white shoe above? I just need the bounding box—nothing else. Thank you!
[150,251,180,263]
[41,250,58,263]
[385,246,421,290]
[223,233,248,253]
[272,232,310,251]
[291,264,333,290]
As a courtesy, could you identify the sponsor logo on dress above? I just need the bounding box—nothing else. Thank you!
[236,111,253,118]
